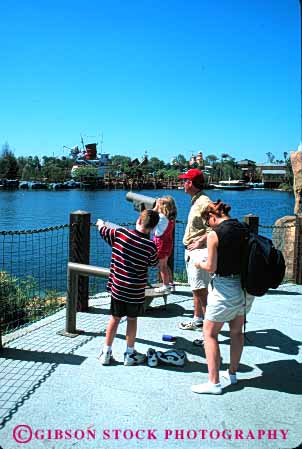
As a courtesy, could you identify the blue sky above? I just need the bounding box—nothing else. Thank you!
[0,0,300,163]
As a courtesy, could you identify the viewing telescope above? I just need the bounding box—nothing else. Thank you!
[126,192,157,212]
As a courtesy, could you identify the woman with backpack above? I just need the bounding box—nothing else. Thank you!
[191,200,254,395]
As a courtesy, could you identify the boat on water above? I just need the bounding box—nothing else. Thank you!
[70,142,110,178]
[247,182,265,189]
[210,180,251,190]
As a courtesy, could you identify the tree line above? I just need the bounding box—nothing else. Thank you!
[0,143,293,187]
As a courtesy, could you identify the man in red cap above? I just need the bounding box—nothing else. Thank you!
[178,169,211,339]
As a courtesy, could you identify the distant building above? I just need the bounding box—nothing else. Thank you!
[189,154,196,166]
[237,159,256,169]
[237,159,256,181]
[255,163,287,187]
[189,151,203,168]
[261,169,287,187]
[256,162,287,171]
[196,152,203,166]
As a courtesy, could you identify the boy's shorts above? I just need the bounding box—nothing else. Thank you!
[185,249,210,290]
[110,298,145,318]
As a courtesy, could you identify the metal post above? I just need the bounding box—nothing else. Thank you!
[243,214,259,234]
[69,210,90,311]
[57,266,80,337]
[294,215,302,284]
[58,262,110,337]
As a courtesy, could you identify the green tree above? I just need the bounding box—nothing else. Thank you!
[0,143,19,179]
[175,154,187,168]
[21,163,35,180]
[266,152,275,164]
[205,154,218,165]
[110,155,132,174]
[148,157,165,172]
[72,166,98,181]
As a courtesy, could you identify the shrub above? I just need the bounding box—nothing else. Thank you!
[0,272,65,333]
[0,271,35,331]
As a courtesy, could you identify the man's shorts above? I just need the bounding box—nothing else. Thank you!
[110,298,145,318]
[205,274,255,322]
[185,249,210,290]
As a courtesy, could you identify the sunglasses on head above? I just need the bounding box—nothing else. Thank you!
[205,213,213,227]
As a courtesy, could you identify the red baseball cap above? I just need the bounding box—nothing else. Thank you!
[178,168,204,183]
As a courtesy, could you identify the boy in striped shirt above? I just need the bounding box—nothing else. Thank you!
[96,209,159,366]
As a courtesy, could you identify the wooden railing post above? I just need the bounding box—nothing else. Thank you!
[69,210,91,312]
[294,215,302,284]
[243,214,259,234]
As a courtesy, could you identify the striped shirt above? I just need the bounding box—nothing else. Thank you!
[99,225,158,304]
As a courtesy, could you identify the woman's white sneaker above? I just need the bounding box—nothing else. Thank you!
[191,382,222,395]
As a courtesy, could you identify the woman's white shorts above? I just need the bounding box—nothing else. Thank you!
[205,274,254,322]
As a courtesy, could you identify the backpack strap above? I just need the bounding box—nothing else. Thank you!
[243,288,252,343]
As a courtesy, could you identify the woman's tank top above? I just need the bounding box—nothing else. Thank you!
[214,219,246,276]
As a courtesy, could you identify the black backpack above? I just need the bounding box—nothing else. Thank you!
[241,225,286,297]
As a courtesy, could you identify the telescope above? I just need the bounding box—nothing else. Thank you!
[126,192,157,212]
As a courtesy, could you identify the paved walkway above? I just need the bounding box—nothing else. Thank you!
[0,284,301,449]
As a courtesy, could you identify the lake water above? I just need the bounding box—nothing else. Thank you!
[0,188,295,298]
[0,188,295,231]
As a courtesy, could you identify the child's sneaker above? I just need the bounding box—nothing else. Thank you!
[98,351,114,366]
[124,350,146,366]
[154,285,171,294]
[147,348,158,367]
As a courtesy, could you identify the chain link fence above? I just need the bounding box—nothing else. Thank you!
[0,226,69,334]
[0,216,300,337]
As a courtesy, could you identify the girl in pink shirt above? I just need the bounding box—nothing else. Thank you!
[153,196,177,293]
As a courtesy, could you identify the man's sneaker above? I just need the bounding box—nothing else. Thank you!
[98,351,114,366]
[178,320,203,330]
[169,283,176,292]
[220,370,238,384]
[124,350,146,366]
[154,285,171,294]
[146,348,158,367]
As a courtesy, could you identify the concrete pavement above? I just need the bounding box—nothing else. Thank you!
[0,284,301,449]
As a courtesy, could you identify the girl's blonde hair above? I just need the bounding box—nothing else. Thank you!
[158,195,177,220]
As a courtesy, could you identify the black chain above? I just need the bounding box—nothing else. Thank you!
[0,224,69,236]
[259,223,296,229]
[0,220,297,236]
